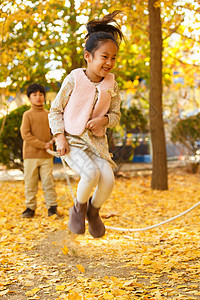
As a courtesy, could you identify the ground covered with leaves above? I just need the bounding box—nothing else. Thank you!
[0,168,200,299]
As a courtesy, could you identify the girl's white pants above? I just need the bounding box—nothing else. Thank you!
[64,146,115,208]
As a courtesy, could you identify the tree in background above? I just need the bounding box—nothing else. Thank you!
[85,0,199,189]
[148,0,168,190]
[1,0,200,94]
[0,0,85,96]
[1,0,200,92]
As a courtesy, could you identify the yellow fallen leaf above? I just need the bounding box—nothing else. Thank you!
[55,284,66,291]
[26,273,35,280]
[176,285,188,289]
[25,287,40,296]
[0,289,9,296]
[24,280,34,287]
[85,293,96,298]
[89,281,101,288]
[104,221,111,226]
[142,257,151,265]
[165,249,171,256]
[68,291,82,299]
[13,227,20,233]
[62,245,68,255]
[190,284,198,288]
[123,279,137,286]
[103,292,114,299]
[0,217,7,225]
[76,264,85,273]
[110,276,120,283]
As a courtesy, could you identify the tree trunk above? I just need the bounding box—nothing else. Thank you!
[148,0,168,190]
[68,0,80,70]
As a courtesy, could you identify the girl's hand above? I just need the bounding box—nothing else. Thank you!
[55,133,69,156]
[45,142,52,149]
[45,137,55,149]
[50,136,56,144]
[86,116,109,135]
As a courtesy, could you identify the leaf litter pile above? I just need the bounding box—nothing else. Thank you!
[0,169,200,299]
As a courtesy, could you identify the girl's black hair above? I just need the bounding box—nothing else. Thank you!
[26,83,46,98]
[85,10,123,55]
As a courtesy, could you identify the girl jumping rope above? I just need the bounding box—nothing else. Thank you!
[49,11,123,238]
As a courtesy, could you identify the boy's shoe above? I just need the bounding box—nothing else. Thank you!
[48,206,59,217]
[22,208,35,218]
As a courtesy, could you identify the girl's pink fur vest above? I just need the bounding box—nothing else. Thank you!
[63,68,115,137]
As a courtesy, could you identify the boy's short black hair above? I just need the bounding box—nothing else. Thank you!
[26,83,46,98]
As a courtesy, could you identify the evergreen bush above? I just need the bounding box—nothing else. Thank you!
[0,105,30,170]
[171,113,200,154]
[171,113,200,173]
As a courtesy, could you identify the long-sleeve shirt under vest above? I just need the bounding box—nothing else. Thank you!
[49,69,121,167]
[20,104,53,159]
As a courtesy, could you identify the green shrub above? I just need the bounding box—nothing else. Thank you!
[0,105,30,170]
[0,103,148,169]
[171,113,200,173]
[120,105,148,134]
[108,105,148,163]
[171,113,200,154]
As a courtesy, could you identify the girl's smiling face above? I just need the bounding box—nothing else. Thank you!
[84,40,118,83]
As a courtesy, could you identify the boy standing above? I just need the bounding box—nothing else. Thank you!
[20,83,57,218]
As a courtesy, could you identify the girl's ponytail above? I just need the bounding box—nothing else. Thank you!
[85,10,123,55]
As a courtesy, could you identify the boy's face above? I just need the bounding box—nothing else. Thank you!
[29,90,45,106]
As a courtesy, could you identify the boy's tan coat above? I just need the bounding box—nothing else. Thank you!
[20,105,53,159]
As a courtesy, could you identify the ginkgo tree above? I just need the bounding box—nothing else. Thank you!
[149,0,200,189]
[104,0,200,189]
[1,0,200,93]
[0,0,85,95]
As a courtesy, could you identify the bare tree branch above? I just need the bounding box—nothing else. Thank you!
[167,53,200,68]
[162,18,185,41]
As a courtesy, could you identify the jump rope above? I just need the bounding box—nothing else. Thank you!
[47,149,200,232]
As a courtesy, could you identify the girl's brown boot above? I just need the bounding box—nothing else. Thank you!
[87,198,105,238]
[68,201,87,234]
